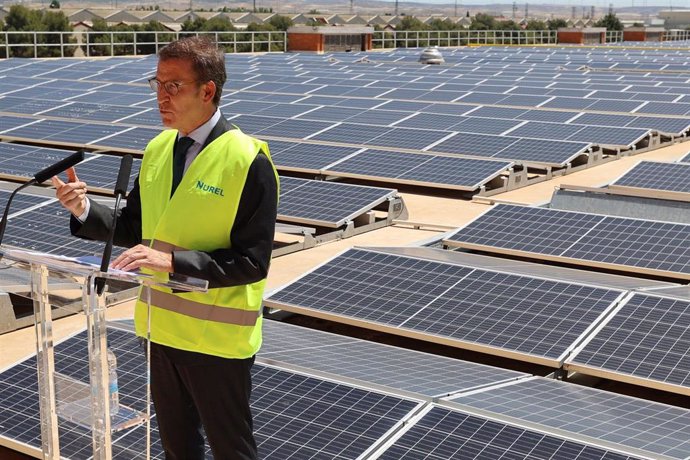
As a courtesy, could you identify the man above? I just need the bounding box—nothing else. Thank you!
[52,36,279,459]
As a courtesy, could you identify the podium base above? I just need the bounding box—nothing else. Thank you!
[55,372,147,433]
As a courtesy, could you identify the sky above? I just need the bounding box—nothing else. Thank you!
[390,0,682,8]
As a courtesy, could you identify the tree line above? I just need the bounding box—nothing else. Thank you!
[0,4,663,58]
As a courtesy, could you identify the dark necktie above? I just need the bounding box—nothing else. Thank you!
[172,136,194,195]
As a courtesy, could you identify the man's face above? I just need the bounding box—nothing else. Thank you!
[155,58,209,134]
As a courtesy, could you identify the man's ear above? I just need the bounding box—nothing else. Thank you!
[204,81,216,103]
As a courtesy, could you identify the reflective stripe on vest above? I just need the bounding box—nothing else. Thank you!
[135,128,279,359]
[138,289,262,326]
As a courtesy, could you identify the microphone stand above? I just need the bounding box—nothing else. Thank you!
[96,155,133,296]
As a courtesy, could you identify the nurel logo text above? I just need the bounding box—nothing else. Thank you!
[196,180,225,196]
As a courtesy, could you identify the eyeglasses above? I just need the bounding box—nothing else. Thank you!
[148,77,198,96]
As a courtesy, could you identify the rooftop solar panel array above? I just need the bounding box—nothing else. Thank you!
[261,320,528,399]
[567,292,690,395]
[0,326,425,459]
[265,248,625,367]
[3,200,123,258]
[611,161,690,196]
[445,204,690,279]
[0,143,140,191]
[450,377,690,459]
[0,49,683,198]
[278,177,398,227]
[376,405,643,460]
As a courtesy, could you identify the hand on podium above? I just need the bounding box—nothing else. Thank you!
[111,244,173,273]
[52,167,88,218]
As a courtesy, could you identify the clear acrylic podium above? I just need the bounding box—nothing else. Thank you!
[0,246,208,460]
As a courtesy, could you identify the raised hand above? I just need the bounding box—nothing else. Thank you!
[51,167,88,217]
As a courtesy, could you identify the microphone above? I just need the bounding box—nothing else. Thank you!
[0,149,85,246]
[96,155,133,296]
[34,150,86,184]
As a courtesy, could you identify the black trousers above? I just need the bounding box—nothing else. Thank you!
[149,342,257,460]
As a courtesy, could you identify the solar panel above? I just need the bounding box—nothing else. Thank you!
[517,109,580,123]
[256,118,335,139]
[325,149,435,180]
[253,103,313,119]
[2,119,126,146]
[452,117,523,135]
[333,97,387,109]
[261,320,528,399]
[252,365,422,459]
[466,106,528,119]
[117,109,161,127]
[94,127,162,151]
[0,143,78,179]
[3,201,121,258]
[295,106,363,122]
[0,327,424,460]
[611,161,690,195]
[229,115,281,135]
[9,87,84,101]
[571,113,635,128]
[309,123,391,144]
[497,94,551,107]
[266,248,624,366]
[393,112,460,130]
[499,138,590,166]
[456,92,506,104]
[566,125,649,148]
[0,96,64,115]
[325,149,511,191]
[507,121,584,139]
[636,101,690,116]
[375,100,431,112]
[423,103,477,116]
[625,116,690,135]
[271,142,360,172]
[540,97,595,110]
[222,99,277,115]
[584,99,644,113]
[0,115,39,133]
[445,204,690,279]
[376,406,642,460]
[430,132,517,158]
[0,188,54,216]
[568,293,690,395]
[277,177,396,227]
[70,90,157,106]
[450,377,690,459]
[39,102,146,123]
[75,155,141,191]
[367,126,451,150]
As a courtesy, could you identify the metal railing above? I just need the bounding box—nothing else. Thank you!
[0,30,288,58]
[372,30,558,49]
[604,30,623,43]
[663,30,690,41]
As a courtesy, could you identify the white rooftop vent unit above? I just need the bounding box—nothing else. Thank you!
[419,46,444,65]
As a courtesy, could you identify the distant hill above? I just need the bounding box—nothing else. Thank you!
[52,0,665,20]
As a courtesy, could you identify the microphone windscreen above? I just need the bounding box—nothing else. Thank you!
[114,155,133,197]
[34,150,85,183]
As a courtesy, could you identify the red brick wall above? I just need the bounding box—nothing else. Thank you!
[287,33,324,52]
[558,31,584,44]
[624,30,646,41]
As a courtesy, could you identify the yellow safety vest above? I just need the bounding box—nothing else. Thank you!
[134,128,278,359]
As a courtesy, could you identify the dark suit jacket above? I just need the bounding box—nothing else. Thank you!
[71,115,278,289]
